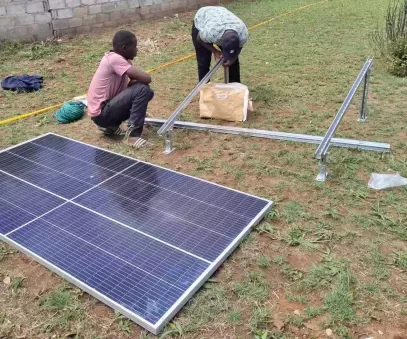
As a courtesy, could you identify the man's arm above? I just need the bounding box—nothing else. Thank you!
[125,67,152,85]
[197,33,222,61]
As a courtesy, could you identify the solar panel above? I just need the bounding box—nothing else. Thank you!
[0,133,272,334]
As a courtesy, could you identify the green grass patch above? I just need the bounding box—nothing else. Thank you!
[233,271,270,303]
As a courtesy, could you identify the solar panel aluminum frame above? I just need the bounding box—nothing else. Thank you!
[0,132,273,335]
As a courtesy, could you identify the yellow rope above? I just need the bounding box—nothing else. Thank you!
[0,104,63,126]
[0,0,328,126]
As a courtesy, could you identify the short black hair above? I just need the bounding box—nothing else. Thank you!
[112,30,136,50]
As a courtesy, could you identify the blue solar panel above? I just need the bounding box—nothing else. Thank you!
[0,133,272,334]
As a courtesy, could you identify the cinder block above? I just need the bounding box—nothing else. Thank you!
[76,25,91,34]
[89,4,101,13]
[66,0,81,7]
[53,18,69,29]
[160,3,169,11]
[35,12,52,24]
[187,0,198,9]
[82,0,96,5]
[110,0,121,2]
[8,25,29,38]
[31,23,53,39]
[101,3,115,12]
[96,12,109,22]
[58,8,73,18]
[68,17,82,26]
[153,0,162,4]
[150,4,161,13]
[91,22,104,31]
[139,6,149,15]
[169,1,181,9]
[0,28,8,40]
[109,10,122,20]
[6,4,26,15]
[61,27,78,35]
[83,14,97,24]
[26,1,45,13]
[140,0,152,5]
[0,6,6,15]
[49,0,66,9]
[128,0,139,8]
[15,14,35,25]
[96,0,109,4]
[0,16,15,27]
[74,6,88,17]
[116,1,128,10]
[104,19,116,27]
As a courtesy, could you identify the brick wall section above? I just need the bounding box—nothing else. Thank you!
[0,0,53,41]
[0,0,223,41]
[50,0,222,37]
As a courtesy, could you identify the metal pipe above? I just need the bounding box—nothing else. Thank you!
[145,118,390,152]
[315,154,328,182]
[157,59,224,136]
[359,67,371,122]
[315,58,373,159]
[224,67,229,83]
[164,131,174,154]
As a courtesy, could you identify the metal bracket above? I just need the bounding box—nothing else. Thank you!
[358,68,371,122]
[224,67,229,84]
[163,130,175,155]
[315,154,328,182]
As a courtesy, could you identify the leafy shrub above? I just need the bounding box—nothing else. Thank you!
[372,0,407,77]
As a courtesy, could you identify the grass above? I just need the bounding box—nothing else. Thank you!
[1,0,407,337]
[232,271,270,303]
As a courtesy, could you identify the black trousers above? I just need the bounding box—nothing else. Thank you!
[191,24,241,83]
[92,82,154,137]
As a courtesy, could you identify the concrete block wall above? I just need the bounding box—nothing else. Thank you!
[0,0,53,41]
[51,0,221,37]
[0,0,223,41]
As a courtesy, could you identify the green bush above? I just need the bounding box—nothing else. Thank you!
[372,0,407,77]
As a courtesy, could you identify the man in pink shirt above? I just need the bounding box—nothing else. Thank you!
[87,30,154,148]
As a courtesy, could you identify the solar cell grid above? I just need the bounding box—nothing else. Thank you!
[0,133,272,334]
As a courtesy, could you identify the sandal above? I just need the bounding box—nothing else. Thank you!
[126,137,153,149]
[98,126,126,136]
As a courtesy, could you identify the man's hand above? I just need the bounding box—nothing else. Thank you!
[125,67,152,85]
[213,50,222,63]
[128,79,138,87]
[223,60,233,67]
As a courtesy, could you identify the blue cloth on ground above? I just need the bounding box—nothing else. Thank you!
[1,74,43,92]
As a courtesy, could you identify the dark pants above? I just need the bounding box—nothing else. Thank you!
[191,24,241,83]
[92,83,154,137]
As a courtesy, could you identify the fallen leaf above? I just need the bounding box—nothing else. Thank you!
[273,313,285,330]
[378,330,384,335]
[3,276,11,285]
[294,309,301,315]
[326,329,333,336]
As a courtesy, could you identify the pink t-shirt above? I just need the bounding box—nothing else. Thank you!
[87,52,132,117]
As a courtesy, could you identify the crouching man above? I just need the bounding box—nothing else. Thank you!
[87,30,154,148]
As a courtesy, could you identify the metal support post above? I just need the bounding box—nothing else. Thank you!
[224,67,229,83]
[157,58,223,136]
[315,154,328,182]
[164,130,175,155]
[358,67,371,122]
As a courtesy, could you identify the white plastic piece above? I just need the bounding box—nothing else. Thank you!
[368,172,407,190]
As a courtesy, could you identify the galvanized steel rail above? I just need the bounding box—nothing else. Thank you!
[157,59,224,137]
[146,118,390,152]
[314,57,374,181]
[315,58,373,159]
